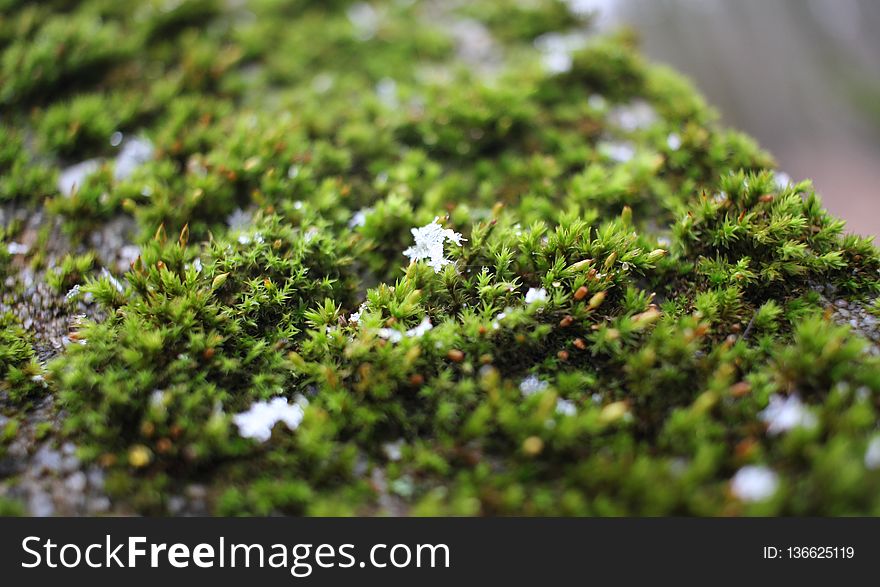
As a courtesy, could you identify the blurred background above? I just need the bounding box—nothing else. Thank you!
[585,0,880,236]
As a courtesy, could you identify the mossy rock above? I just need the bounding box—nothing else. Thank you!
[1,0,879,516]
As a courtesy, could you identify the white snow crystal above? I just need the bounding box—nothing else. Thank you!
[774,172,792,190]
[525,287,548,304]
[865,437,880,470]
[114,137,154,182]
[383,439,404,461]
[7,242,29,255]
[730,465,779,502]
[348,207,372,229]
[58,160,101,196]
[556,398,577,416]
[377,328,404,343]
[599,141,636,163]
[376,78,398,106]
[100,268,124,293]
[609,100,658,132]
[403,217,465,273]
[65,285,81,301]
[534,32,585,74]
[666,133,682,151]
[233,396,308,442]
[405,316,433,338]
[226,208,252,231]
[520,375,549,397]
[347,2,379,40]
[377,316,433,343]
[759,394,817,435]
[349,302,368,324]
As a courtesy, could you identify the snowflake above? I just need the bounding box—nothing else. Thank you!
[403,217,465,273]
[520,375,549,397]
[232,396,308,442]
[58,160,101,196]
[349,302,368,324]
[759,394,817,435]
[556,398,577,416]
[405,316,433,338]
[100,268,125,293]
[525,287,548,304]
[599,141,635,163]
[666,133,682,151]
[377,328,404,343]
[7,242,29,255]
[114,137,154,182]
[377,316,433,343]
[348,207,373,229]
[226,208,252,231]
[774,172,792,191]
[730,465,779,502]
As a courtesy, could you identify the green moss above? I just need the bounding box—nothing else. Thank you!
[2,0,880,516]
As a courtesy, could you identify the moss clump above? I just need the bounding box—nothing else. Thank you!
[2,1,880,515]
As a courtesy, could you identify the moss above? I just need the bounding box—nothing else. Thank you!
[0,313,43,408]
[2,0,880,516]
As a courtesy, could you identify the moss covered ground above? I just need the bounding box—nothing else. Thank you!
[1,0,880,516]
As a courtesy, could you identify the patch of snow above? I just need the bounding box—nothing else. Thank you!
[759,394,817,435]
[525,287,548,304]
[7,242,29,255]
[599,141,636,163]
[348,207,372,229]
[58,160,101,196]
[233,396,308,442]
[520,375,549,397]
[730,465,779,502]
[608,100,658,132]
[556,398,577,416]
[114,137,154,182]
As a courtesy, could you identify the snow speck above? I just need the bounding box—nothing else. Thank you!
[556,398,577,416]
[7,242,29,255]
[233,396,308,442]
[666,132,682,151]
[226,208,252,231]
[110,131,124,147]
[114,137,154,182]
[349,302,368,324]
[608,100,658,132]
[525,287,548,304]
[58,160,101,196]
[759,394,817,435]
[774,171,792,190]
[347,2,380,40]
[520,375,549,397]
[376,78,398,106]
[534,32,585,74]
[403,217,465,273]
[383,439,404,461]
[405,316,433,338]
[730,465,779,502]
[100,268,125,293]
[599,141,636,163]
[348,207,373,229]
